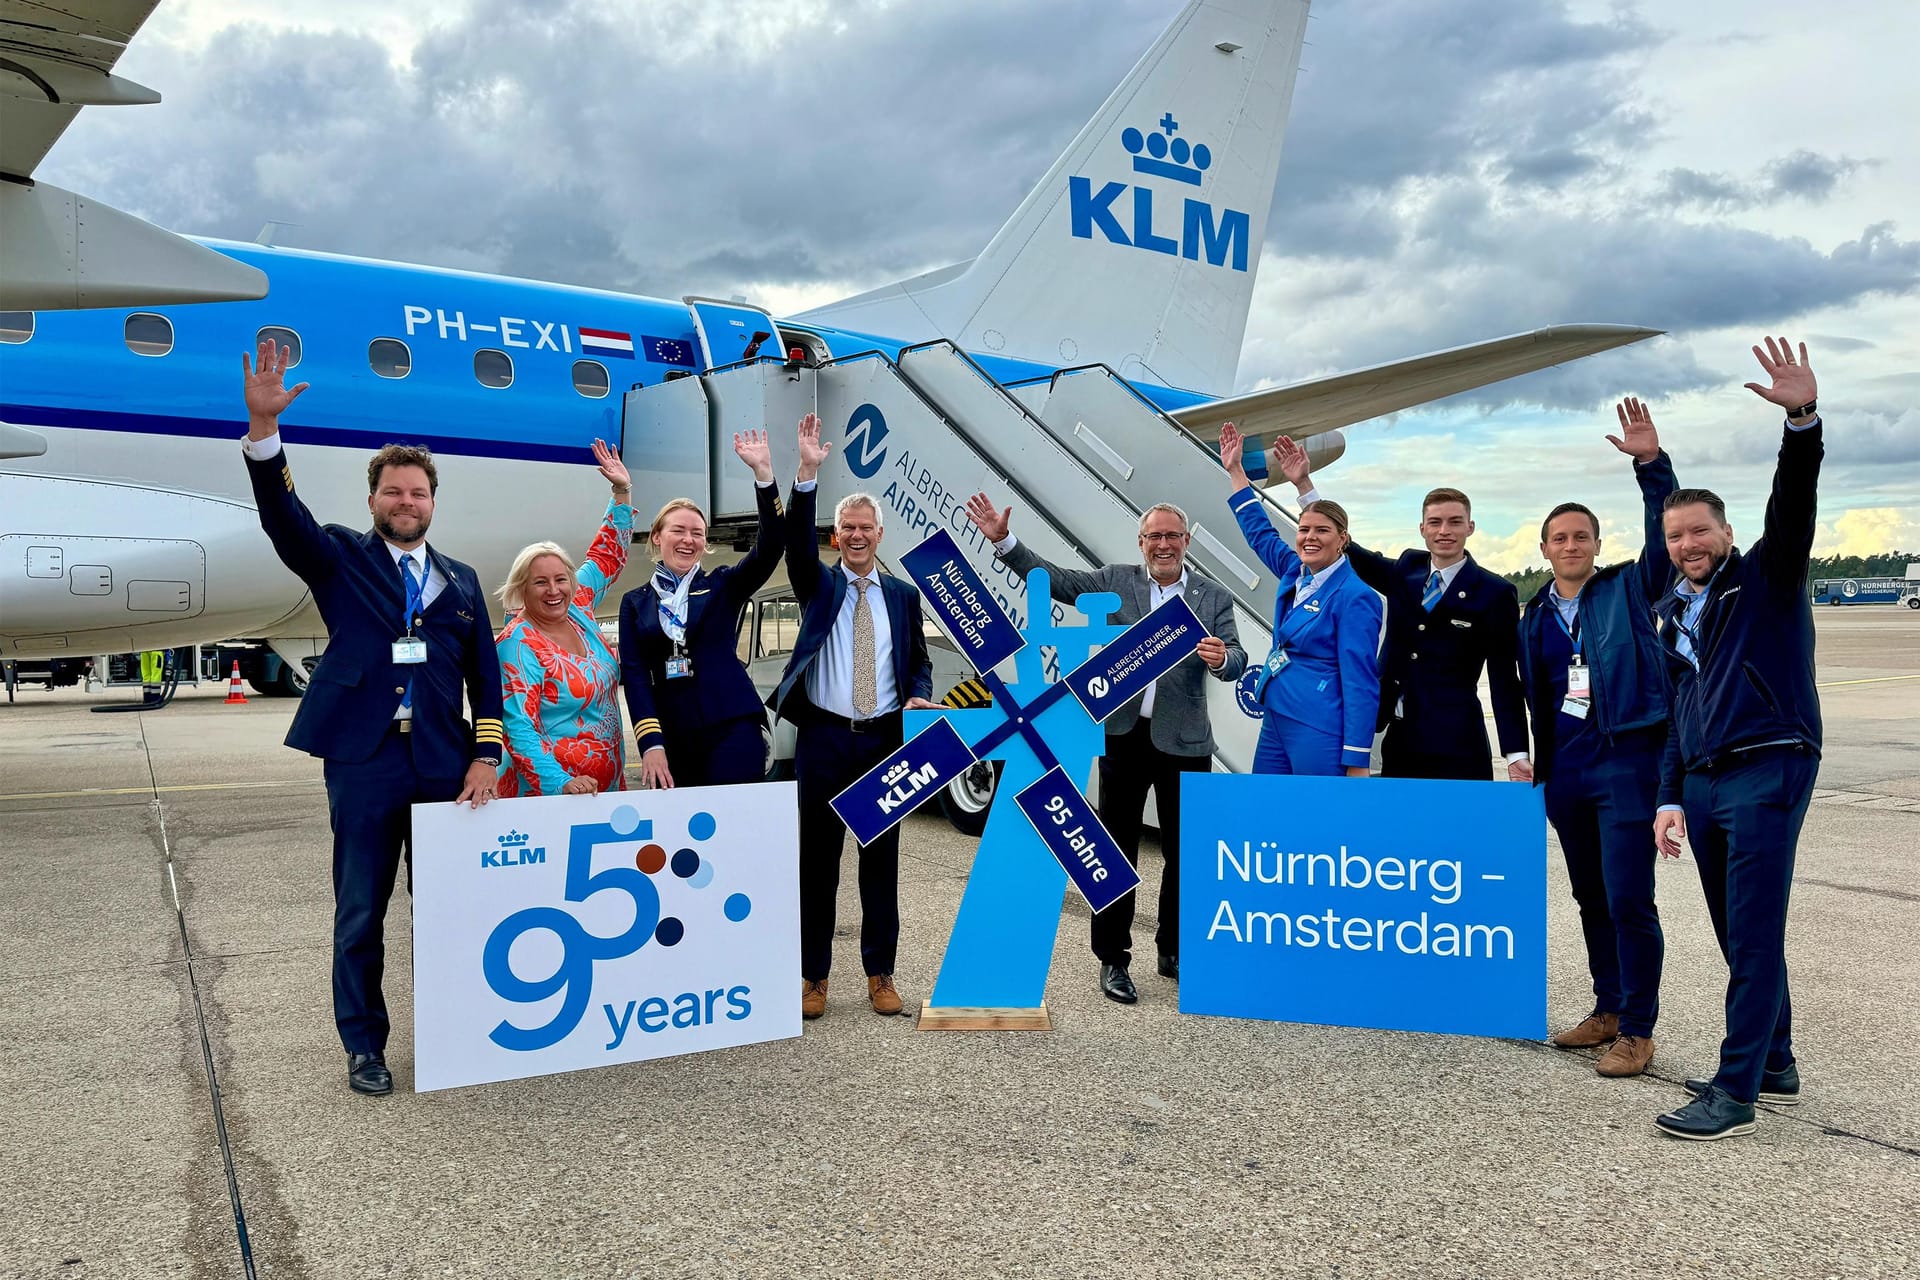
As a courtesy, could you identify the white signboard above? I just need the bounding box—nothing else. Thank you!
[412,783,800,1092]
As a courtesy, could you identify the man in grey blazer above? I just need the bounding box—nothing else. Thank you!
[966,493,1247,1004]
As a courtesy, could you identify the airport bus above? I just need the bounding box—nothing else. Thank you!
[1811,577,1920,608]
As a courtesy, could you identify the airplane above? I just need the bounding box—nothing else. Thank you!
[0,0,1656,762]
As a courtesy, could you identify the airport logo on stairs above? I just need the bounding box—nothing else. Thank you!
[1069,111,1250,272]
[844,403,890,478]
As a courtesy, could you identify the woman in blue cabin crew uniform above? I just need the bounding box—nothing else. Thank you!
[617,430,783,788]
[1219,422,1384,777]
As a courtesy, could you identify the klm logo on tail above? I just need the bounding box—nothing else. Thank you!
[1069,113,1249,272]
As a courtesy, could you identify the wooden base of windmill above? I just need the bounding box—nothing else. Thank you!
[915,1000,1052,1031]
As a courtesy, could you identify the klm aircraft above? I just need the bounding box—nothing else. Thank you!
[0,0,1654,768]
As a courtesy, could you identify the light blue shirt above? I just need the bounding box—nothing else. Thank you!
[1670,577,1711,670]
[806,562,898,720]
[1549,581,1583,637]
[1293,555,1349,609]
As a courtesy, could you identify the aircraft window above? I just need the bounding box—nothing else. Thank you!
[0,312,33,344]
[474,348,514,389]
[125,312,173,357]
[368,338,411,379]
[572,360,610,398]
[257,326,302,366]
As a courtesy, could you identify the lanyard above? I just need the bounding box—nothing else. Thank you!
[1550,600,1581,657]
[400,555,426,636]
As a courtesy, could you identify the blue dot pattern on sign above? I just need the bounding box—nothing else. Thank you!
[655,917,684,946]
[724,893,751,922]
[671,848,700,878]
[688,811,717,841]
[610,804,640,836]
[689,860,714,889]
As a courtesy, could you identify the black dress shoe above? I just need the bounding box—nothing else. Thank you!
[1686,1062,1800,1106]
[1100,963,1138,1004]
[1655,1083,1755,1141]
[1156,953,1178,980]
[348,1051,393,1096]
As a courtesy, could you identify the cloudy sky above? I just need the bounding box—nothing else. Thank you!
[44,0,1920,571]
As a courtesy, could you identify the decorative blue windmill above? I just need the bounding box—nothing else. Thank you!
[832,529,1206,1028]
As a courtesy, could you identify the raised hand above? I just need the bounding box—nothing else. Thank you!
[592,439,632,494]
[796,412,831,480]
[1744,336,1817,415]
[733,428,774,483]
[1219,422,1247,484]
[242,339,309,436]
[1606,397,1662,463]
[1272,435,1311,488]
[964,491,1012,543]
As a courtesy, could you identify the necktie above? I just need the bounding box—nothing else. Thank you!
[1422,570,1443,611]
[399,553,424,711]
[852,576,877,719]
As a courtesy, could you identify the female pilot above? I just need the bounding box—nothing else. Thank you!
[616,430,783,788]
[1219,422,1383,776]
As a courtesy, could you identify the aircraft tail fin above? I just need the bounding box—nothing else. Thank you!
[797,0,1311,395]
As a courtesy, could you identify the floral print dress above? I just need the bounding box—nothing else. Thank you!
[495,500,632,796]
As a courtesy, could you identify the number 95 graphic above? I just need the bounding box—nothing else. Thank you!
[481,805,658,1052]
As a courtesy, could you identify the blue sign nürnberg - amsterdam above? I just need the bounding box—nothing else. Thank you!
[1063,594,1205,723]
[899,528,1025,675]
[1179,774,1546,1040]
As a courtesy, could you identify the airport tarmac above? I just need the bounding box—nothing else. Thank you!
[1,606,1915,1279]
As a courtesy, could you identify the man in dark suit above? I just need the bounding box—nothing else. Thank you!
[1652,337,1826,1141]
[964,492,1246,1004]
[1270,439,1527,780]
[240,339,504,1096]
[772,413,936,1020]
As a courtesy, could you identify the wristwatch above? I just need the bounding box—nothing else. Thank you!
[1788,399,1817,420]
[473,754,501,768]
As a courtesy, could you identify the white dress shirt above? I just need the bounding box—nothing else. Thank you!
[806,563,898,720]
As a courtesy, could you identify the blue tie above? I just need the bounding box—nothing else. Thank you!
[399,554,424,711]
[1422,570,1443,612]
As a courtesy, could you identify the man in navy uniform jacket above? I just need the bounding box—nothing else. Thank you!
[1652,337,1826,1142]
[771,413,936,1021]
[1271,442,1527,780]
[239,339,504,1096]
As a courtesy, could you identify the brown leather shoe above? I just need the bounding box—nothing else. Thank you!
[1552,1011,1619,1048]
[1596,1034,1655,1077]
[867,974,904,1016]
[801,978,827,1020]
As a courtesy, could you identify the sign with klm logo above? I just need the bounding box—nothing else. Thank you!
[411,785,801,1092]
[1069,111,1249,271]
[482,830,545,868]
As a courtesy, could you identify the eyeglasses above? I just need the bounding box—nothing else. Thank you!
[1140,532,1187,543]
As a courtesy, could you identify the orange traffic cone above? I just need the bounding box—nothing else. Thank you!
[224,660,248,704]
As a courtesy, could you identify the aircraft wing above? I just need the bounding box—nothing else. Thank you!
[1170,324,1664,444]
[0,0,267,308]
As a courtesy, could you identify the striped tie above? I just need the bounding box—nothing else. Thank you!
[852,577,877,719]
[1422,570,1443,612]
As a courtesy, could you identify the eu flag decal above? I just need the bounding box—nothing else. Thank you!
[642,335,698,367]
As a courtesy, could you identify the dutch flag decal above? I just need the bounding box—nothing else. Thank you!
[578,328,635,358]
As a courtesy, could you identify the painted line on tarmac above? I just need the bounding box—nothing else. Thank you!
[1816,673,1920,688]
[0,778,321,802]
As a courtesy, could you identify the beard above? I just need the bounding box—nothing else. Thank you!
[375,511,430,543]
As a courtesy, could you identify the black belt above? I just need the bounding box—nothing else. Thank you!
[812,708,902,735]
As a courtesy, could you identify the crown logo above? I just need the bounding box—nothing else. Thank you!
[497,830,531,847]
[1121,112,1212,187]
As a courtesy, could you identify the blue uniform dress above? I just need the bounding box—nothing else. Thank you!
[1228,487,1384,776]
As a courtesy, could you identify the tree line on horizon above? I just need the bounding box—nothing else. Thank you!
[1500,551,1918,599]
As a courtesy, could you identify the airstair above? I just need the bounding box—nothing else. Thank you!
[621,325,1301,775]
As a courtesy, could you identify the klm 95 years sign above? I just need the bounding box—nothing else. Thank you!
[412,784,800,1092]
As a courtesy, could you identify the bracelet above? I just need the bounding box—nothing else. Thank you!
[1788,399,1816,419]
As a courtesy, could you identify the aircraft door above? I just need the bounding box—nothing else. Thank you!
[684,297,783,369]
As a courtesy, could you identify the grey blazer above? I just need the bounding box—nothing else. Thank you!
[1001,539,1247,757]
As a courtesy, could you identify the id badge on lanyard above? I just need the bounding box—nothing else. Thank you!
[665,642,694,680]
[1562,655,1591,719]
[393,637,428,664]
